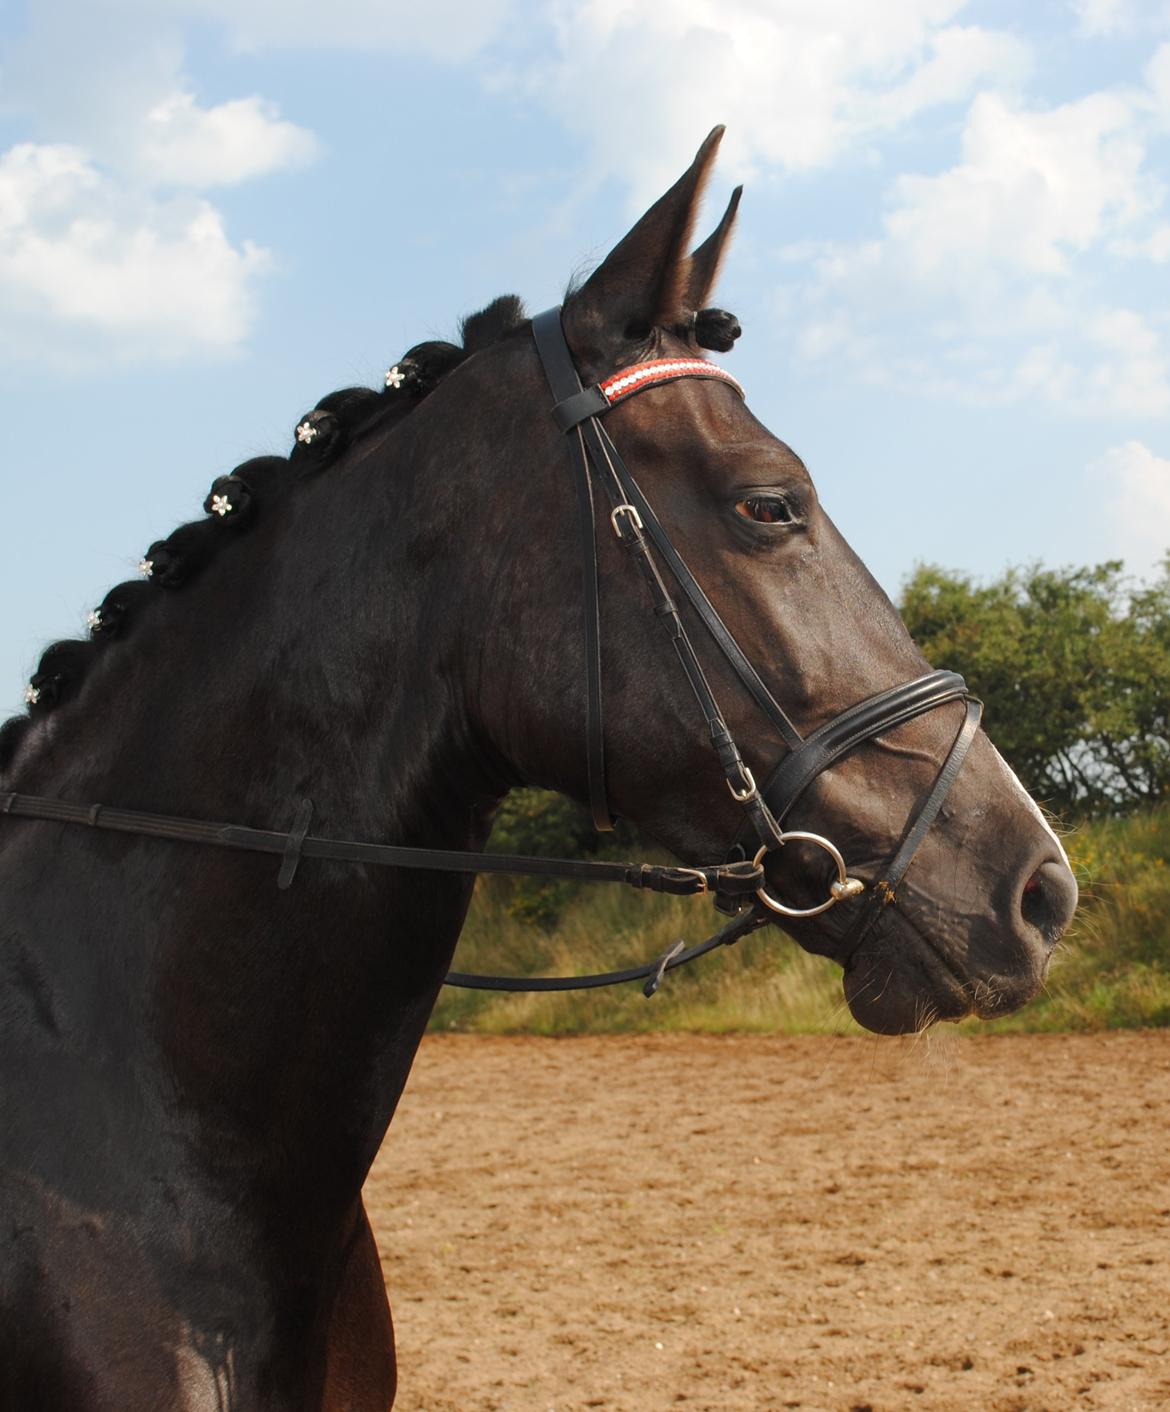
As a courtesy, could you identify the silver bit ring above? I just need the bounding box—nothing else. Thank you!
[752,832,865,918]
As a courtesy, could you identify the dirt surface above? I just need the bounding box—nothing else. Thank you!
[365,1033,1170,1412]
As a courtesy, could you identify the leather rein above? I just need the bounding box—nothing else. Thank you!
[0,310,982,998]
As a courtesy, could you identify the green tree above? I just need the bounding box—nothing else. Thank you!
[486,788,646,927]
[900,557,1170,818]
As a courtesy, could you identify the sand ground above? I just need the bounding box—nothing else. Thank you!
[365,1032,1170,1412]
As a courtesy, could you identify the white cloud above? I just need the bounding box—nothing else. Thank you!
[0,143,268,360]
[3,6,320,192]
[139,92,319,187]
[1092,440,1170,571]
[885,91,1157,279]
[1070,0,1170,37]
[1084,309,1170,413]
[1000,311,1170,417]
[782,79,1170,415]
[1070,0,1138,35]
[0,3,320,361]
[151,0,516,62]
[848,24,1032,133]
[1111,222,1170,260]
[515,0,1030,201]
[1146,41,1170,127]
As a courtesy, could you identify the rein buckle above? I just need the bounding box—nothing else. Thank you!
[671,866,710,896]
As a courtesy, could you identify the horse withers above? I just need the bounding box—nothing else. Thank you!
[0,129,1076,1409]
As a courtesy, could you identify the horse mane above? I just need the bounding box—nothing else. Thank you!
[0,289,741,776]
[0,294,532,775]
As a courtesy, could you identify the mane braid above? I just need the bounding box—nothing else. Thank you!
[0,294,531,778]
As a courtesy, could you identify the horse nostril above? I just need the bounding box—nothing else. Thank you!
[1020,859,1079,949]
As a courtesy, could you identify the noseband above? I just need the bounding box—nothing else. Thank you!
[0,310,982,995]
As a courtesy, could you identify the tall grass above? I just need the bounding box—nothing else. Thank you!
[432,873,864,1035]
[430,807,1170,1035]
[971,805,1170,1032]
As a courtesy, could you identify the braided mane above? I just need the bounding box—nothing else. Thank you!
[0,295,531,775]
[0,293,740,777]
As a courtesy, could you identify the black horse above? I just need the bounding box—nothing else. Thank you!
[0,130,1076,1409]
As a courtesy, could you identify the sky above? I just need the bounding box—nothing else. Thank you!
[1,0,1169,713]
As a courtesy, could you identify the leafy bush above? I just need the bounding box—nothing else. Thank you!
[900,557,1170,817]
[486,788,646,928]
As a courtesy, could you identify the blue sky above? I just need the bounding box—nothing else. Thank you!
[1,0,1168,712]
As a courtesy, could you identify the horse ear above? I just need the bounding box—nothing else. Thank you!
[563,126,725,363]
[685,185,742,312]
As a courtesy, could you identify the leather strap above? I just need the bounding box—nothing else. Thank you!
[551,386,608,431]
[532,305,798,849]
[532,308,613,831]
[835,696,983,962]
[0,793,762,901]
[751,670,968,829]
[596,455,785,848]
[446,902,769,994]
[0,790,773,996]
[276,797,314,889]
[586,418,804,751]
[880,697,982,895]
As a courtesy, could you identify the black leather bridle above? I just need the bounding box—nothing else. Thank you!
[0,309,982,997]
[495,307,984,983]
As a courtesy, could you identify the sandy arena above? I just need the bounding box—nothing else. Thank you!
[365,1033,1170,1412]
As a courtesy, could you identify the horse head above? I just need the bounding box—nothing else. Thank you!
[443,127,1077,1033]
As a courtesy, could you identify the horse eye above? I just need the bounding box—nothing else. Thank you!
[735,495,793,525]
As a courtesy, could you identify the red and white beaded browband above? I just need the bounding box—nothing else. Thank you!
[600,358,743,407]
[549,355,744,432]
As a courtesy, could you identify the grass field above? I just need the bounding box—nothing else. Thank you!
[430,806,1170,1035]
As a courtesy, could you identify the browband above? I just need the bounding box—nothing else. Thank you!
[551,358,744,432]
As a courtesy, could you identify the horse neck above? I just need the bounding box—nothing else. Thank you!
[2,423,504,1204]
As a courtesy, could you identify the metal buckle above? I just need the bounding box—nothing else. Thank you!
[610,503,644,538]
[726,765,757,803]
[670,866,709,895]
[752,833,865,919]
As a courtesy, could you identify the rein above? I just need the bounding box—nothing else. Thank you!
[0,310,981,997]
[0,792,762,905]
[0,791,764,997]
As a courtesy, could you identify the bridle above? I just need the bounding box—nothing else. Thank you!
[0,309,982,998]
[523,308,982,941]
